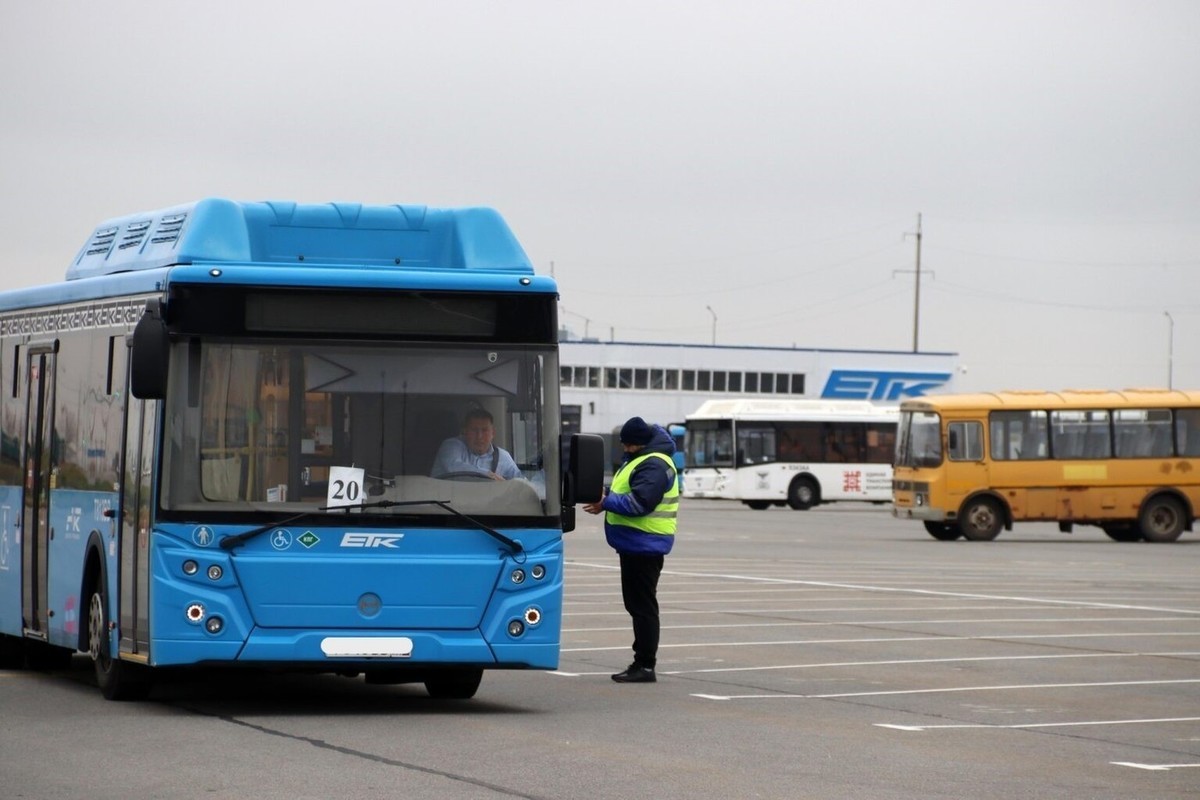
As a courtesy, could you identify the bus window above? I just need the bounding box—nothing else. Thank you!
[990,410,1048,460]
[1176,408,1200,457]
[1051,409,1111,459]
[1114,408,1172,458]
[947,421,983,461]
[865,422,896,464]
[896,410,941,468]
[736,424,776,465]
[778,422,821,462]
[684,419,733,467]
[823,423,864,463]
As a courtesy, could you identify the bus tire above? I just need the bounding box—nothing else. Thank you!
[787,477,819,510]
[1138,496,1186,543]
[959,497,1003,541]
[744,501,771,510]
[1101,523,1142,542]
[88,586,152,701]
[425,667,483,699]
[923,521,962,541]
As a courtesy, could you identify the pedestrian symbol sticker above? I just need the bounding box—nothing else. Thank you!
[192,526,215,547]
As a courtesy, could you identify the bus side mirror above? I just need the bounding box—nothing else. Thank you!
[130,301,169,399]
[562,433,605,507]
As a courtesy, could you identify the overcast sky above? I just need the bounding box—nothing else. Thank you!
[2,1,1197,392]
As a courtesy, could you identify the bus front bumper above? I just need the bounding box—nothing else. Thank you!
[892,503,947,522]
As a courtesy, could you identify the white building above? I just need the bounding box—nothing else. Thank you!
[558,339,958,449]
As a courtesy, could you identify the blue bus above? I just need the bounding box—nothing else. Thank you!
[0,199,603,700]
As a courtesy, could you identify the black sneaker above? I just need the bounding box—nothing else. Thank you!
[612,664,656,683]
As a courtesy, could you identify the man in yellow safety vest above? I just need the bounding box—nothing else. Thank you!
[583,416,679,683]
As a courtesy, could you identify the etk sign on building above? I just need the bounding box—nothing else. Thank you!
[557,339,958,439]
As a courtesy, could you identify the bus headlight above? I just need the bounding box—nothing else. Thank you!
[507,619,525,637]
[185,603,205,623]
[915,494,925,506]
[531,564,546,580]
[510,569,526,584]
[207,565,223,581]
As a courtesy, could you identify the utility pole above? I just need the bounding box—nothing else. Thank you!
[1166,311,1174,389]
[895,214,929,353]
[705,305,717,345]
[909,213,922,352]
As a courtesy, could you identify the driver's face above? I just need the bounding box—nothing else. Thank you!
[463,419,495,455]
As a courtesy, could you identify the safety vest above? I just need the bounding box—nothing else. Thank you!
[606,452,679,535]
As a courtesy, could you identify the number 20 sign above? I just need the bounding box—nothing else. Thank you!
[327,466,366,510]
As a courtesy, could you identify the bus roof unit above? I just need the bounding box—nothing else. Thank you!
[67,198,535,280]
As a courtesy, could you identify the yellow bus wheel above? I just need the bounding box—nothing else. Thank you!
[959,497,1003,541]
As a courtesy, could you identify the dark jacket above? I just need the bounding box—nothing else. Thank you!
[602,424,677,555]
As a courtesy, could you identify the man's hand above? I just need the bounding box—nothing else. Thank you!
[582,501,603,515]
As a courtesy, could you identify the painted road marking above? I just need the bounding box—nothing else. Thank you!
[556,652,1199,678]
[874,717,1200,732]
[1111,762,1200,771]
[568,561,1200,616]
[691,677,1200,701]
[561,630,1200,654]
[562,615,1192,633]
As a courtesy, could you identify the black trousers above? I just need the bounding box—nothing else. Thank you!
[619,552,665,669]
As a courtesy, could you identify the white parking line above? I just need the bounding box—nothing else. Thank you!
[568,561,1200,616]
[1111,762,1200,771]
[554,651,1200,678]
[691,677,1200,701]
[874,717,1200,732]
[561,631,1200,653]
[562,615,1192,633]
[561,604,1132,617]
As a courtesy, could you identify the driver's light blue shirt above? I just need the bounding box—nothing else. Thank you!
[431,437,522,479]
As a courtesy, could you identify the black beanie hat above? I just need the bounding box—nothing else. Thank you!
[620,416,654,445]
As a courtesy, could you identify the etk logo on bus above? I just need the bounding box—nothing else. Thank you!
[821,370,952,400]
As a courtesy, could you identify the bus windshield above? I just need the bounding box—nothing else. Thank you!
[684,419,734,468]
[896,410,942,468]
[161,340,559,519]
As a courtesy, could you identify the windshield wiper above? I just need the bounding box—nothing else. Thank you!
[220,500,524,555]
[219,510,339,550]
[322,498,524,556]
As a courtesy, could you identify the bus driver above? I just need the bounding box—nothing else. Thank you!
[431,408,522,480]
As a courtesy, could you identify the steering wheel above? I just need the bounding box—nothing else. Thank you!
[436,471,495,482]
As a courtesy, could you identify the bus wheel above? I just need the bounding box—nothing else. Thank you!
[787,477,818,510]
[744,501,771,510]
[959,497,1003,541]
[1101,523,1142,542]
[1138,496,1186,543]
[88,588,152,700]
[923,521,962,541]
[425,667,483,699]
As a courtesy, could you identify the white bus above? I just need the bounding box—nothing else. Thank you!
[682,399,898,509]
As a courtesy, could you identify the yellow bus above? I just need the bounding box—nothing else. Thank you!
[892,389,1200,543]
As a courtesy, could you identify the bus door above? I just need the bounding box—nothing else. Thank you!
[119,389,155,658]
[21,344,57,638]
[945,419,988,509]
